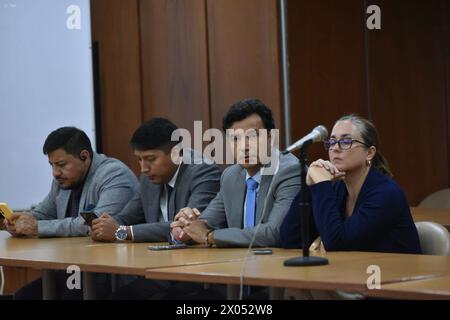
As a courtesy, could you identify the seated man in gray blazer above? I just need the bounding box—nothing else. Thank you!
[89,118,221,299]
[90,117,221,243]
[171,98,300,248]
[5,126,138,238]
[7,126,138,299]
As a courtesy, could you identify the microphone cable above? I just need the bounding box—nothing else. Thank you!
[238,150,282,300]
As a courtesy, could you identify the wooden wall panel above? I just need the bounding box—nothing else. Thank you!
[287,0,368,161]
[88,0,450,206]
[91,0,143,173]
[207,0,283,143]
[369,0,449,205]
[139,0,210,136]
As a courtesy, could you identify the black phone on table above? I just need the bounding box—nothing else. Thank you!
[147,243,189,250]
[252,249,273,255]
[80,211,98,227]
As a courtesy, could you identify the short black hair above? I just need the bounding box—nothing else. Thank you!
[43,127,93,158]
[130,118,179,152]
[222,98,275,131]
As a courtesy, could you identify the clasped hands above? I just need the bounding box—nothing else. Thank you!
[306,159,346,186]
[170,207,208,244]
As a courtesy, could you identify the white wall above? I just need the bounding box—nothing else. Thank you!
[0,0,95,209]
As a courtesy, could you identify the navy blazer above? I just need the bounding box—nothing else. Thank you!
[280,166,421,254]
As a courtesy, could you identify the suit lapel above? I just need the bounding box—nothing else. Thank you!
[58,191,71,219]
[169,164,187,221]
[79,187,87,215]
[151,186,163,222]
[70,153,101,217]
[255,173,273,224]
[168,189,175,221]
[230,169,246,228]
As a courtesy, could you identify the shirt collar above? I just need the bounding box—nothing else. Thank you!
[167,164,181,188]
[244,147,281,181]
[245,168,262,184]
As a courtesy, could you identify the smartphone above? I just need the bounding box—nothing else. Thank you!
[252,249,273,255]
[0,202,14,220]
[147,243,189,250]
[80,211,98,227]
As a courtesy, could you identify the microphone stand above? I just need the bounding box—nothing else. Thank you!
[284,142,329,266]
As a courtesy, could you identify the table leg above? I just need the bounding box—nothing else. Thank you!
[226,284,239,300]
[42,269,56,300]
[82,272,96,300]
[111,274,118,293]
[269,287,284,300]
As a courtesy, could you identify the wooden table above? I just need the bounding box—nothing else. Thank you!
[366,275,450,299]
[0,232,298,275]
[145,251,450,295]
[0,231,297,299]
[411,207,450,231]
[4,229,450,300]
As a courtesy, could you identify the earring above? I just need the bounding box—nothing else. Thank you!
[367,159,372,166]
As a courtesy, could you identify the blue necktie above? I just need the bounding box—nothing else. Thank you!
[244,177,258,297]
[244,177,259,228]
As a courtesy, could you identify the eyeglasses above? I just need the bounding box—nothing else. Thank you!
[324,138,370,151]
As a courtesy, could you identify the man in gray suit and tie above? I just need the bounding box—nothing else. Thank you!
[7,126,138,299]
[90,117,221,243]
[5,126,138,238]
[89,118,221,299]
[172,98,300,248]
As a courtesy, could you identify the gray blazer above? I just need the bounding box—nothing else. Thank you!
[116,150,221,242]
[199,152,300,247]
[32,153,139,237]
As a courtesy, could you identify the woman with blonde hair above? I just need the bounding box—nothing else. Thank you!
[281,114,421,254]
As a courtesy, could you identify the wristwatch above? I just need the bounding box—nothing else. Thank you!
[115,225,128,241]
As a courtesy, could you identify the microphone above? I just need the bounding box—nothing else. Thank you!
[283,125,328,154]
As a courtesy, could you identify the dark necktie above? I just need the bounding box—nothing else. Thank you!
[166,184,173,220]
[166,184,173,203]
[66,187,83,218]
